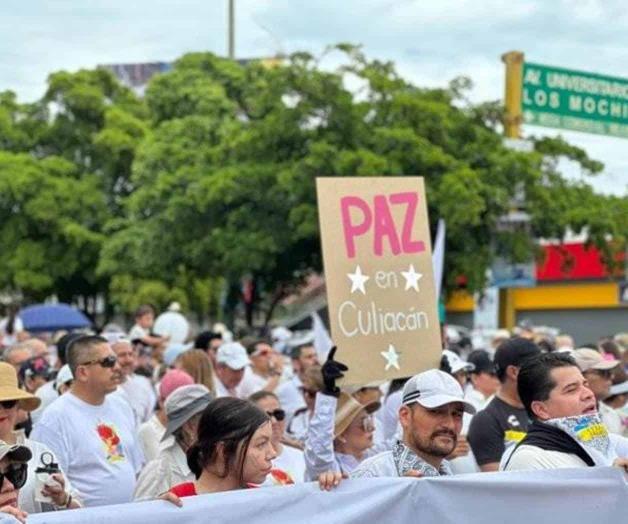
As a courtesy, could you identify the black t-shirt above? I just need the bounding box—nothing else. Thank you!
[467,396,530,466]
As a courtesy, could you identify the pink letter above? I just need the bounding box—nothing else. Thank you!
[341,196,372,258]
[389,192,425,254]
[373,195,401,256]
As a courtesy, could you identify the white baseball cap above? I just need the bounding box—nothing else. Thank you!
[216,342,250,370]
[402,369,476,414]
[442,350,475,374]
[54,364,73,391]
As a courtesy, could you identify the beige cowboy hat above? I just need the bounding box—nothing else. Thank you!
[0,363,41,411]
[334,392,380,438]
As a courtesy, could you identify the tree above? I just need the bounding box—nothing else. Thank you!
[0,152,107,304]
[99,46,625,328]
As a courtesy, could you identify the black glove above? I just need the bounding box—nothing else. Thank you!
[321,346,348,398]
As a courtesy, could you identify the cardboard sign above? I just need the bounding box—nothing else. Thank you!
[316,177,442,386]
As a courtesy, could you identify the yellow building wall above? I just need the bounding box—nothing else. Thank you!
[445,282,622,313]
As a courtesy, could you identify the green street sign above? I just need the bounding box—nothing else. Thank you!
[522,62,628,138]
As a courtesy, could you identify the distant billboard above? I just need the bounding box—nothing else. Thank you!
[100,62,173,89]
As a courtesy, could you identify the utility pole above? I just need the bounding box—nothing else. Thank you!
[228,0,235,59]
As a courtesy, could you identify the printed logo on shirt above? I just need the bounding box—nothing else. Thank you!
[507,414,521,428]
[96,423,126,463]
[504,430,526,444]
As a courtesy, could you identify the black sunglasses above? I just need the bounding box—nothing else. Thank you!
[266,409,286,422]
[0,400,18,410]
[0,462,27,489]
[79,355,118,369]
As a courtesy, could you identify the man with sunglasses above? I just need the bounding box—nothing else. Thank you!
[573,348,623,435]
[31,335,144,507]
[250,391,306,485]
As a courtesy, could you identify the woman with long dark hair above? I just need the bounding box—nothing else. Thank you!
[169,397,276,497]
[165,397,342,502]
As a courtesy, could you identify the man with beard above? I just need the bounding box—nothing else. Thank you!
[31,335,144,507]
[351,369,476,478]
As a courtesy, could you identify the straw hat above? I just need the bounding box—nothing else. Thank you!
[334,392,380,438]
[0,363,41,412]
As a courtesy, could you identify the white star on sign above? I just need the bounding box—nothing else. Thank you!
[401,264,423,292]
[380,344,400,371]
[347,265,370,295]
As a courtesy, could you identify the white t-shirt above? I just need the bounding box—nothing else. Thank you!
[502,445,588,471]
[30,381,59,425]
[138,414,173,463]
[0,316,23,346]
[599,402,624,436]
[118,374,156,425]
[128,324,149,342]
[382,390,402,442]
[276,376,306,423]
[214,377,248,399]
[262,445,306,486]
[502,433,628,471]
[31,392,144,507]
[238,367,271,398]
[287,408,310,443]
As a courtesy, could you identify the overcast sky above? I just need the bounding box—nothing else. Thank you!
[1,0,626,195]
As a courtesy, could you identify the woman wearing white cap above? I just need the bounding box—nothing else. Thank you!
[0,363,81,513]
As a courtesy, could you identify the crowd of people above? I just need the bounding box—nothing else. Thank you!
[0,303,626,522]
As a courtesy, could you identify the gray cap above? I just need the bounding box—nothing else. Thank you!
[162,384,212,440]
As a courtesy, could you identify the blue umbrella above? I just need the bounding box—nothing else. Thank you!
[20,303,91,333]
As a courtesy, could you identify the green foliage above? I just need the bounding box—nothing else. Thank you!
[0,152,107,301]
[1,45,625,325]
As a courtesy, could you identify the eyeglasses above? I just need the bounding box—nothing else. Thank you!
[0,462,27,489]
[79,355,118,369]
[266,409,286,422]
[0,400,18,410]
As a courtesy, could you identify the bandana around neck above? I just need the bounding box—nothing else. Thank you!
[544,413,612,464]
[392,441,451,477]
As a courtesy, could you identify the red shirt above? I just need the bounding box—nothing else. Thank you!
[170,482,197,498]
[169,481,261,497]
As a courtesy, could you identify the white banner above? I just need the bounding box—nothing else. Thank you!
[22,467,628,524]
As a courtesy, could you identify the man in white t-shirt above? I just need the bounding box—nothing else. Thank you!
[31,335,144,507]
[502,352,628,472]
[214,343,250,398]
[106,334,156,425]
